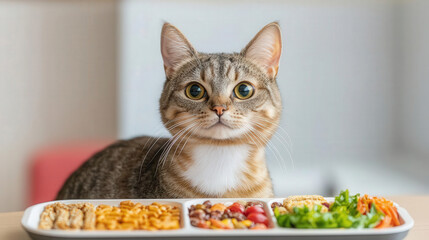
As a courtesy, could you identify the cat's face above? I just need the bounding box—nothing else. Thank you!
[159,23,282,142]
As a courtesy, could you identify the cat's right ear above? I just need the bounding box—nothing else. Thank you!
[161,23,198,79]
[241,22,282,79]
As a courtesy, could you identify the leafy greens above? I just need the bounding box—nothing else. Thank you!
[274,190,384,229]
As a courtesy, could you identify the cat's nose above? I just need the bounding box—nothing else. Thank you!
[212,105,227,117]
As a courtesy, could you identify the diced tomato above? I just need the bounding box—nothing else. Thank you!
[244,206,265,216]
[228,202,245,213]
[247,213,268,226]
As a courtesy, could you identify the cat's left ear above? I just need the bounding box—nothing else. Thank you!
[241,22,282,79]
[161,23,198,79]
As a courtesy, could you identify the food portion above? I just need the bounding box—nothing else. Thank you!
[271,190,401,229]
[279,195,330,214]
[188,200,269,230]
[37,192,403,232]
[38,201,180,230]
[357,194,401,228]
[39,203,94,230]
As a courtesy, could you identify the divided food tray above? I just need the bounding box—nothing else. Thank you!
[21,198,414,240]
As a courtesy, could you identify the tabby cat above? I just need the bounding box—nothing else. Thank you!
[57,22,282,199]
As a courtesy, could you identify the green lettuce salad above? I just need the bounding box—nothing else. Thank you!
[274,190,384,229]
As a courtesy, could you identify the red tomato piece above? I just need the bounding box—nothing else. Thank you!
[247,213,268,226]
[244,206,265,216]
[228,202,245,213]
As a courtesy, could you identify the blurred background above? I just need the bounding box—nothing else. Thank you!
[0,0,428,212]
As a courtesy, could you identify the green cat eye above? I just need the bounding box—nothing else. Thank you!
[234,82,254,100]
[185,82,205,100]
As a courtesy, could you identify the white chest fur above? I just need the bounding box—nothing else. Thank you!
[182,144,251,196]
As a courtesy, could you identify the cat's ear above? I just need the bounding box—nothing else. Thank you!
[161,23,198,78]
[241,22,282,79]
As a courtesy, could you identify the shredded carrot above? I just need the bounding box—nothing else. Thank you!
[388,206,400,226]
[357,194,370,215]
[357,195,400,228]
[375,215,392,229]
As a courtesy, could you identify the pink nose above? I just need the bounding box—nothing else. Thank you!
[212,105,227,116]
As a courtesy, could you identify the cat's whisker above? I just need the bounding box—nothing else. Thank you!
[167,123,202,169]
[250,117,295,169]
[158,123,199,173]
[140,116,195,158]
[251,120,295,170]
[251,120,293,154]
[250,115,290,136]
[244,124,289,173]
[173,122,203,161]
[135,116,186,168]
[251,116,293,150]
[162,123,197,168]
[145,115,193,144]
[262,132,294,171]
[164,115,196,130]
[239,123,287,173]
[152,127,190,176]
[138,114,194,158]
[156,123,196,166]
[138,115,196,181]
[254,132,288,173]
[239,124,264,149]
[250,114,289,134]
[258,123,293,151]
[239,124,276,168]
[241,130,258,147]
[171,123,198,159]
[236,122,259,147]
[250,120,292,169]
[155,122,199,174]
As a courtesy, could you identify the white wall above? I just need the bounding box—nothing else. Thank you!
[120,0,397,155]
[390,0,429,185]
[120,0,420,196]
[0,0,118,212]
[397,0,429,157]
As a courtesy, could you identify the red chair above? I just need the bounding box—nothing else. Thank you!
[29,140,113,206]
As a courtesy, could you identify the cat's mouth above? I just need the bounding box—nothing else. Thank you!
[207,120,233,130]
[197,117,249,140]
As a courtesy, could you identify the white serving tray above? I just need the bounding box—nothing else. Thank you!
[21,198,414,240]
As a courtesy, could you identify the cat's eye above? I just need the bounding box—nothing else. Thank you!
[234,82,254,100]
[185,82,205,100]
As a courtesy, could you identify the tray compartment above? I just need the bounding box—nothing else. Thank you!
[184,198,276,230]
[22,199,187,232]
[267,197,412,231]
